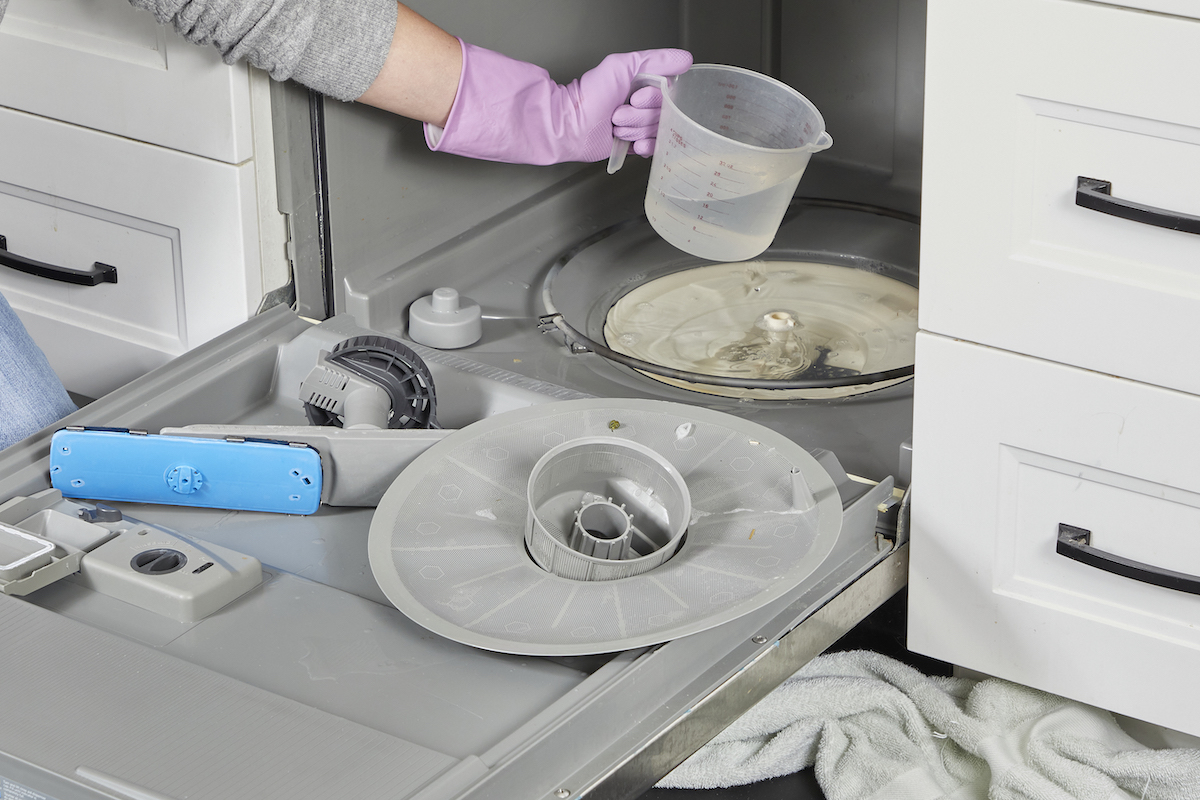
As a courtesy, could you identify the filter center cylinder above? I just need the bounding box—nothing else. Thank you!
[525,436,690,581]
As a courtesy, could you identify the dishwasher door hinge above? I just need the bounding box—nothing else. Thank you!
[256,212,298,315]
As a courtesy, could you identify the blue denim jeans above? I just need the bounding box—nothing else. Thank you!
[0,291,77,450]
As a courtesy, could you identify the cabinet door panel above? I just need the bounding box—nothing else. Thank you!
[998,448,1200,630]
[0,0,251,163]
[0,188,184,399]
[920,0,1200,394]
[910,332,1200,737]
[0,108,257,398]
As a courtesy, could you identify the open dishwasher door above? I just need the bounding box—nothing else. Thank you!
[0,2,923,796]
[0,309,905,800]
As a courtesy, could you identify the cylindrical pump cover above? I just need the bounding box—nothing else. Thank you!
[526,437,690,581]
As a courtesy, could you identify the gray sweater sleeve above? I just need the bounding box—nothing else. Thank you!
[126,0,397,101]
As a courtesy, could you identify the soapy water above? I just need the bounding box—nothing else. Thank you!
[703,309,812,380]
[603,260,917,400]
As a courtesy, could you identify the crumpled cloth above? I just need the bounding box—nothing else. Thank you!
[657,650,1200,800]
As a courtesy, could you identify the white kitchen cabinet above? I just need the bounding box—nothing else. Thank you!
[911,0,1200,736]
[0,0,288,399]
[0,107,264,399]
[918,0,1200,396]
[0,0,252,163]
[910,334,1200,735]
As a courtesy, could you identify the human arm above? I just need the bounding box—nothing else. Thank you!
[126,0,690,165]
[416,42,691,165]
[126,0,399,101]
[355,3,461,127]
[355,4,692,163]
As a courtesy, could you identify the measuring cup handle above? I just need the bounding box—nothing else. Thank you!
[606,73,671,175]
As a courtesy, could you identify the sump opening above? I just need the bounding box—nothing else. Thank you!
[525,437,690,582]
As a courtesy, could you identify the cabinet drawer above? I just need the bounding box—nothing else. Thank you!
[910,332,1200,736]
[0,0,251,163]
[921,0,1200,393]
[0,108,259,399]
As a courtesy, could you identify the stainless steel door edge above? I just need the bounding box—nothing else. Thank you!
[581,545,908,800]
[435,484,901,800]
[444,541,905,800]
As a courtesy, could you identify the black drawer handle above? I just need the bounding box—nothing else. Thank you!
[0,234,118,286]
[1076,177,1200,235]
[1057,523,1200,596]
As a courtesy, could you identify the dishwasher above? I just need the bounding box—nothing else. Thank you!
[0,3,926,798]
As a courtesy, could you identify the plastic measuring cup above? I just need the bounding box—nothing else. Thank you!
[610,64,832,262]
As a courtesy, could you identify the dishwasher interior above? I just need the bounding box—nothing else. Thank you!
[0,2,925,799]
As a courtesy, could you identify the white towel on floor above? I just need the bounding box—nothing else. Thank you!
[656,651,1200,799]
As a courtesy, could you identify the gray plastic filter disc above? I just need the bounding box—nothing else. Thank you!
[367,398,842,656]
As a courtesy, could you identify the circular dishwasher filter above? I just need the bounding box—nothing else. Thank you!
[367,398,842,656]
[604,260,918,400]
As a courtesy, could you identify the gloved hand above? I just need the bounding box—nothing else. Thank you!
[611,84,675,158]
[425,42,693,165]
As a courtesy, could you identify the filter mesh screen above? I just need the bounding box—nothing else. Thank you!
[604,260,917,399]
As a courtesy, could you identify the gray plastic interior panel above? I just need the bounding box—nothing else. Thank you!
[311,170,916,483]
[0,595,457,800]
[273,5,920,484]
[0,310,897,800]
[780,0,926,203]
[311,0,681,316]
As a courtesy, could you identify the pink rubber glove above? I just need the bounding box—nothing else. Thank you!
[612,85,674,158]
[425,42,693,165]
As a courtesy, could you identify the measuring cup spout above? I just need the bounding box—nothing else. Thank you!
[606,73,671,175]
[812,131,834,152]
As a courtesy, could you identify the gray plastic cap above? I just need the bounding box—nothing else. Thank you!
[408,288,482,349]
